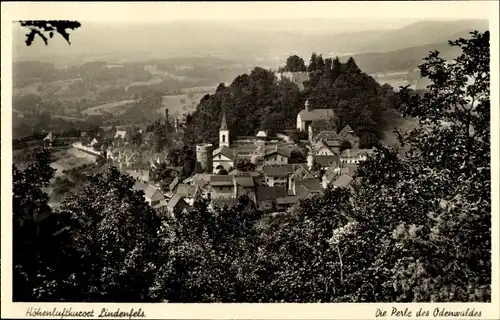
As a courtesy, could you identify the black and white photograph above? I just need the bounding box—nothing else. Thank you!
[1,1,498,318]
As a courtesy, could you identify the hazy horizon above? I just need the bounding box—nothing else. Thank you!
[12,18,489,68]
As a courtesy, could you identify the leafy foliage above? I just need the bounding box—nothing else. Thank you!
[19,20,81,46]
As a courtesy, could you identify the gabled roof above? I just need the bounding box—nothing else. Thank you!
[296,178,323,194]
[313,155,341,167]
[338,125,354,138]
[298,108,339,122]
[333,174,353,188]
[263,165,291,178]
[256,186,288,202]
[313,130,341,143]
[291,165,314,180]
[264,147,292,158]
[234,176,255,188]
[209,175,234,186]
[145,185,164,202]
[167,194,188,211]
[213,146,235,160]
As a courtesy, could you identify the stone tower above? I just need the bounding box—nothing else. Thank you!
[196,143,213,173]
[219,110,230,148]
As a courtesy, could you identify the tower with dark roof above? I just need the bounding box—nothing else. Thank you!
[219,110,230,147]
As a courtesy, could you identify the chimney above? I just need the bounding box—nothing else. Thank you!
[305,99,310,112]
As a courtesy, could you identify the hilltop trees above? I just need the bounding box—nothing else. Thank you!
[282,55,307,72]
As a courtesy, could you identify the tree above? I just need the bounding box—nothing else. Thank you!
[308,52,318,72]
[57,167,163,301]
[19,20,81,46]
[341,30,491,302]
[283,55,307,72]
[13,148,77,301]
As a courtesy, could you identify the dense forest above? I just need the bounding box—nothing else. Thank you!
[12,31,491,302]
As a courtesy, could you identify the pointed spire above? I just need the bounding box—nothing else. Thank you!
[220,110,228,130]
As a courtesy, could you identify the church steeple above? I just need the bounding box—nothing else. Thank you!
[220,111,228,130]
[219,109,230,147]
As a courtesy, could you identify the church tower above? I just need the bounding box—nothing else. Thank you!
[219,110,230,148]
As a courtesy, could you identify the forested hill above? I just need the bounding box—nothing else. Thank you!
[183,55,399,148]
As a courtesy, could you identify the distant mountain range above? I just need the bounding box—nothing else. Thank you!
[13,19,488,72]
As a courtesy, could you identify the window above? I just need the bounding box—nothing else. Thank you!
[222,135,226,143]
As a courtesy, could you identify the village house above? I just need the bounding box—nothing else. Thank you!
[308,154,342,171]
[263,165,292,187]
[296,100,339,133]
[172,183,200,205]
[263,147,291,165]
[209,175,235,200]
[256,185,288,212]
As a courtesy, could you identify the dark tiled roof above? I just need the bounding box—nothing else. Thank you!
[213,146,235,160]
[264,147,292,158]
[209,175,234,186]
[263,164,296,177]
[256,186,288,202]
[298,108,339,121]
[296,178,322,193]
[338,125,354,138]
[313,155,341,167]
[234,176,255,188]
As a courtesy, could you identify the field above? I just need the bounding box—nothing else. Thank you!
[51,148,97,177]
[82,100,137,116]
[157,93,207,117]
